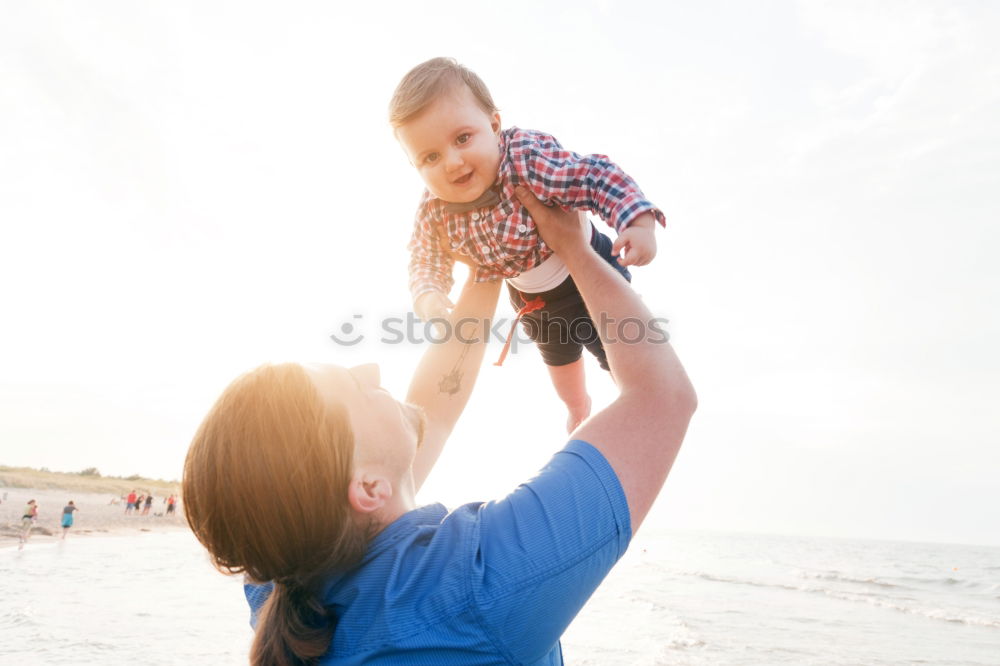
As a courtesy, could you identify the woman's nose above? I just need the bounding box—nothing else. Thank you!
[351,363,381,388]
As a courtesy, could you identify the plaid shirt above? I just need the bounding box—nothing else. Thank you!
[408,127,665,301]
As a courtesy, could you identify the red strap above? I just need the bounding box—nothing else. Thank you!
[494,296,545,366]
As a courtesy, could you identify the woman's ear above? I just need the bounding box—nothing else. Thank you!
[347,471,393,514]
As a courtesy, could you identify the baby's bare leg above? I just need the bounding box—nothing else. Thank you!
[548,358,592,433]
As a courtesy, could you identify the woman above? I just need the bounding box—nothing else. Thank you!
[183,191,695,665]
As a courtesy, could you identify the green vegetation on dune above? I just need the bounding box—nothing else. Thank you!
[0,465,179,496]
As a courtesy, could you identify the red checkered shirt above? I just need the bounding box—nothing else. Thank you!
[407,127,665,301]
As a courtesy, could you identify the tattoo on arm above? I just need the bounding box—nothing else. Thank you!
[437,341,471,396]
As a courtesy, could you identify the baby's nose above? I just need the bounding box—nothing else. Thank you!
[444,149,463,170]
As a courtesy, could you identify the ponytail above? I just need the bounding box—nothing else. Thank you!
[251,578,334,666]
[249,526,371,664]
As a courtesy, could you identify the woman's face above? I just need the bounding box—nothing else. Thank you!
[303,363,424,478]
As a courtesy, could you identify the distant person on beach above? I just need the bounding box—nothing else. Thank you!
[61,501,78,539]
[165,495,177,515]
[143,494,153,515]
[183,193,696,665]
[126,490,137,514]
[19,499,38,549]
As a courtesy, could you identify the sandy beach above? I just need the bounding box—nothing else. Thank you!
[0,486,187,548]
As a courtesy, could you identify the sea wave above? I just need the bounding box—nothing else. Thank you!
[682,570,1000,629]
[799,570,906,590]
[819,590,1000,629]
[0,607,38,629]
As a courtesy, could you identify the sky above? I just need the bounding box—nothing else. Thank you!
[1,0,998,546]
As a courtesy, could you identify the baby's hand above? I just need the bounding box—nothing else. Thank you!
[611,213,658,266]
[414,290,455,322]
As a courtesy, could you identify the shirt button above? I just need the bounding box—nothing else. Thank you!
[471,212,481,221]
[452,241,460,248]
[517,224,528,233]
[482,246,492,254]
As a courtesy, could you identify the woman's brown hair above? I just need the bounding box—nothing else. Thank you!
[389,56,499,129]
[183,363,371,665]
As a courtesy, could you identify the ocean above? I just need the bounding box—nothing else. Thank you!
[2,528,998,665]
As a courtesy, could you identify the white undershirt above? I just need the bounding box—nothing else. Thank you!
[507,253,570,293]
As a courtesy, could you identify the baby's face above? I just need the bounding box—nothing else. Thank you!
[396,84,502,204]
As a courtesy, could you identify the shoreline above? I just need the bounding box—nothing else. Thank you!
[1,486,188,550]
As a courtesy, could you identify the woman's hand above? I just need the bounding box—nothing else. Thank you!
[514,187,590,256]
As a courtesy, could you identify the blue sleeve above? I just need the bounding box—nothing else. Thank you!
[474,439,631,663]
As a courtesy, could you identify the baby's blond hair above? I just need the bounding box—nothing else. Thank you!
[389,57,498,129]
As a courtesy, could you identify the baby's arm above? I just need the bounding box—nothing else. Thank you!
[409,219,456,320]
[513,131,664,264]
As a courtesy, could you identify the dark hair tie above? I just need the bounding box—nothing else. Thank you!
[276,575,301,589]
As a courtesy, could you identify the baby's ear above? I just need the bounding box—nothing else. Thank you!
[491,112,502,134]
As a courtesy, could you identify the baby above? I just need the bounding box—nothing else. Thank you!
[391,57,665,432]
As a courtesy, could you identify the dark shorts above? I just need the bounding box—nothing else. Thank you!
[507,225,631,371]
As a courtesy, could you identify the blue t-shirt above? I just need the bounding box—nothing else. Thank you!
[245,439,631,665]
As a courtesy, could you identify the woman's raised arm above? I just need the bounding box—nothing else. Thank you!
[407,275,501,490]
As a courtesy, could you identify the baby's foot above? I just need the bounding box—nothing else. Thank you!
[566,395,592,433]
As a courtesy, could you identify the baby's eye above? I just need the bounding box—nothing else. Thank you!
[424,152,439,164]
[456,133,470,145]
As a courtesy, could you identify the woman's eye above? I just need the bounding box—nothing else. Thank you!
[456,133,470,145]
